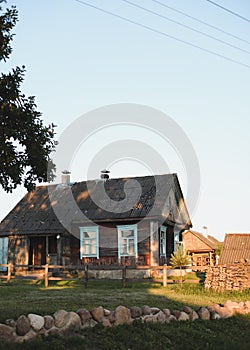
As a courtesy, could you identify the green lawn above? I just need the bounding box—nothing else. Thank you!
[0,278,250,349]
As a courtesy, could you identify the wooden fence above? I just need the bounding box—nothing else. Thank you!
[0,263,171,288]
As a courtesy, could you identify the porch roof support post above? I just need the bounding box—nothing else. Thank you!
[46,236,49,263]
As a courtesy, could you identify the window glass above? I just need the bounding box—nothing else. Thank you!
[160,226,166,257]
[117,225,137,258]
[80,227,99,258]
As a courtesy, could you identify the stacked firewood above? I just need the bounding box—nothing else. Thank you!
[205,263,250,292]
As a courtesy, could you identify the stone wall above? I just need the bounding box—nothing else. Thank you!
[205,263,250,292]
[0,300,250,343]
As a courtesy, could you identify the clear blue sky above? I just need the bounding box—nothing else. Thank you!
[1,0,250,241]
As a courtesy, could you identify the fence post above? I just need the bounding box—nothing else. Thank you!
[122,265,127,288]
[44,264,49,288]
[7,263,12,283]
[163,264,168,287]
[84,264,88,289]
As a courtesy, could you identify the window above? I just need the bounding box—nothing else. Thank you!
[80,226,99,259]
[159,226,166,257]
[175,241,184,250]
[0,237,8,271]
[174,231,181,251]
[117,225,137,259]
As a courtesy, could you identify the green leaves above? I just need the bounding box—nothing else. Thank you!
[0,2,18,62]
[170,245,191,288]
[170,245,191,268]
[0,3,56,192]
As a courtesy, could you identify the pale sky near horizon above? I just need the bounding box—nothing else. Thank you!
[1,0,250,241]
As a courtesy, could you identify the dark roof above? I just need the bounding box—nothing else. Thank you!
[0,174,191,236]
[183,230,220,251]
[219,234,250,264]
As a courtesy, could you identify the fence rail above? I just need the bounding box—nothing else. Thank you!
[0,263,172,288]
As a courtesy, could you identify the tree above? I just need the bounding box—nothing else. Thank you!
[0,1,56,192]
[170,245,191,288]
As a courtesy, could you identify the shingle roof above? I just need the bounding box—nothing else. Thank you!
[219,234,250,264]
[0,174,191,236]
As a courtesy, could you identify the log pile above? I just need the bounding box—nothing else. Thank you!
[205,263,250,292]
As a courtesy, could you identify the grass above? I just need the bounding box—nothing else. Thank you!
[0,278,250,349]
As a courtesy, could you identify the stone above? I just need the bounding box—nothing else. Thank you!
[28,313,45,331]
[172,310,181,319]
[244,301,250,314]
[102,318,112,327]
[16,329,38,343]
[143,315,155,323]
[244,301,250,309]
[183,306,193,314]
[104,309,111,316]
[114,306,132,326]
[178,312,189,321]
[130,306,142,319]
[151,307,160,315]
[189,310,199,321]
[211,304,233,319]
[224,300,240,315]
[47,327,60,336]
[91,306,104,323]
[77,308,92,326]
[163,309,171,317]
[166,315,177,323]
[54,310,69,328]
[16,315,31,336]
[5,319,16,328]
[89,319,98,328]
[107,311,116,324]
[239,301,244,309]
[198,307,210,320]
[238,302,246,314]
[38,328,46,336]
[44,315,54,329]
[141,305,151,316]
[155,311,166,324]
[210,312,221,320]
[61,312,81,335]
[0,324,16,342]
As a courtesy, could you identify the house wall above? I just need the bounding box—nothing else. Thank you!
[6,221,177,268]
[8,236,29,268]
[150,221,159,266]
[69,220,151,266]
[183,231,212,253]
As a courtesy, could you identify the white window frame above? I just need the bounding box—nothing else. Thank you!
[80,226,99,259]
[117,224,138,260]
[159,226,166,257]
[174,230,181,251]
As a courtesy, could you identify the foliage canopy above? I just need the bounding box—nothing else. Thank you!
[0,1,56,192]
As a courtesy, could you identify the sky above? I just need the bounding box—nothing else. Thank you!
[1,0,250,241]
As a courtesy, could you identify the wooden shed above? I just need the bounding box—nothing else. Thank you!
[0,173,192,270]
[182,230,220,266]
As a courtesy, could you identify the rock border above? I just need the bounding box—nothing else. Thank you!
[0,300,249,343]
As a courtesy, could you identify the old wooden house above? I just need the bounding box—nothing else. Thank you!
[219,233,250,265]
[0,173,192,270]
[182,230,220,266]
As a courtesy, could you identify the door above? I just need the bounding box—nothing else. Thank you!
[29,237,46,267]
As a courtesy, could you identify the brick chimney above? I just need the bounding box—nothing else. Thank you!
[61,170,71,186]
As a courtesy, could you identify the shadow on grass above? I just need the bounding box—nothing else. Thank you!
[0,278,250,350]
